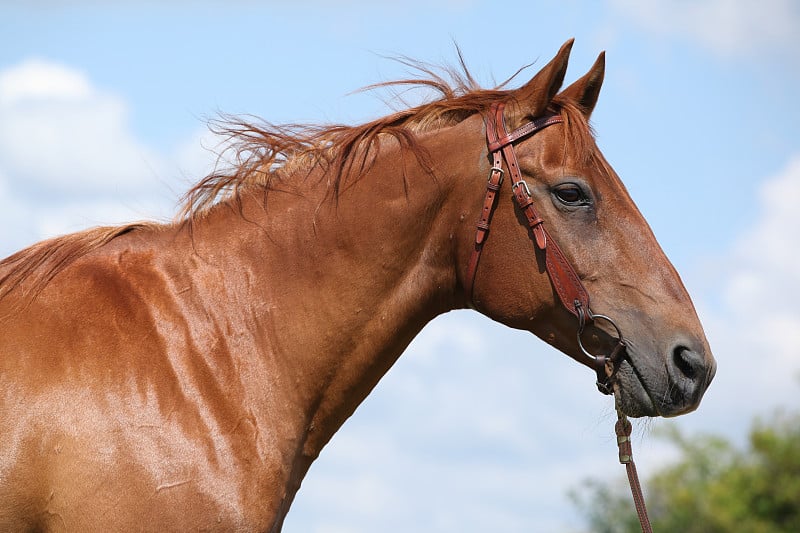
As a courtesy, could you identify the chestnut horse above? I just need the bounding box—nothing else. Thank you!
[0,40,715,531]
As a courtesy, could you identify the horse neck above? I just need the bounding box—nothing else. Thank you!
[184,116,484,490]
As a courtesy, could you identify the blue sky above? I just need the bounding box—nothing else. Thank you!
[1,1,799,531]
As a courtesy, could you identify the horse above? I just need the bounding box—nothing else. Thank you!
[0,39,715,531]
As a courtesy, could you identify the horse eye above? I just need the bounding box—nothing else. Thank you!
[553,184,586,205]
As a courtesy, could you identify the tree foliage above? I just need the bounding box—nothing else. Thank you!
[571,410,800,533]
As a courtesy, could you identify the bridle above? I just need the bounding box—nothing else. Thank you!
[466,101,626,394]
[466,102,653,533]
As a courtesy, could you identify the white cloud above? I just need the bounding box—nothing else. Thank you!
[610,0,800,60]
[0,59,93,105]
[0,59,216,257]
[0,59,170,195]
[697,156,800,422]
[0,167,36,254]
[733,157,800,287]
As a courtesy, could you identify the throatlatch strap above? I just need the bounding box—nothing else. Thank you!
[465,136,505,304]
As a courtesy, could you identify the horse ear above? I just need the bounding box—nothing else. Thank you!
[509,39,574,120]
[559,51,605,118]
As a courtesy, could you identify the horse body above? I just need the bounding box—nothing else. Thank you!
[0,41,715,531]
[0,117,482,530]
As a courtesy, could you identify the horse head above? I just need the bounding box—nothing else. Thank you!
[461,40,716,418]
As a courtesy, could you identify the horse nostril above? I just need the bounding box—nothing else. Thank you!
[667,342,714,411]
[672,345,698,380]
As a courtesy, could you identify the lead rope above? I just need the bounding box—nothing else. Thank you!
[615,410,653,533]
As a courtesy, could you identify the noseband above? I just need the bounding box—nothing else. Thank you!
[465,102,627,395]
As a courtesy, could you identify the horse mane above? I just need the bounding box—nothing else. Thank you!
[180,64,509,219]
[0,59,598,305]
[180,59,597,219]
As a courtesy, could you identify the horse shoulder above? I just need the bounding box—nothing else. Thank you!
[0,228,288,530]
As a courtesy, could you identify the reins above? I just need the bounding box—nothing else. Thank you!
[467,102,652,533]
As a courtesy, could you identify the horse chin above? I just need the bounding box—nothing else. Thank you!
[613,362,660,418]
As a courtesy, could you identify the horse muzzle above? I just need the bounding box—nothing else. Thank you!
[614,338,716,418]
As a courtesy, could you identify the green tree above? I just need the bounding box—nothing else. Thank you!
[571,411,800,533]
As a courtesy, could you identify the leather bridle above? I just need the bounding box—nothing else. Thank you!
[466,102,653,533]
[466,102,627,395]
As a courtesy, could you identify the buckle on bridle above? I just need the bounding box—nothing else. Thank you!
[512,179,531,197]
[487,166,504,186]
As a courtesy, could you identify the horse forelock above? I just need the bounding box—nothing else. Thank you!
[546,97,609,175]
